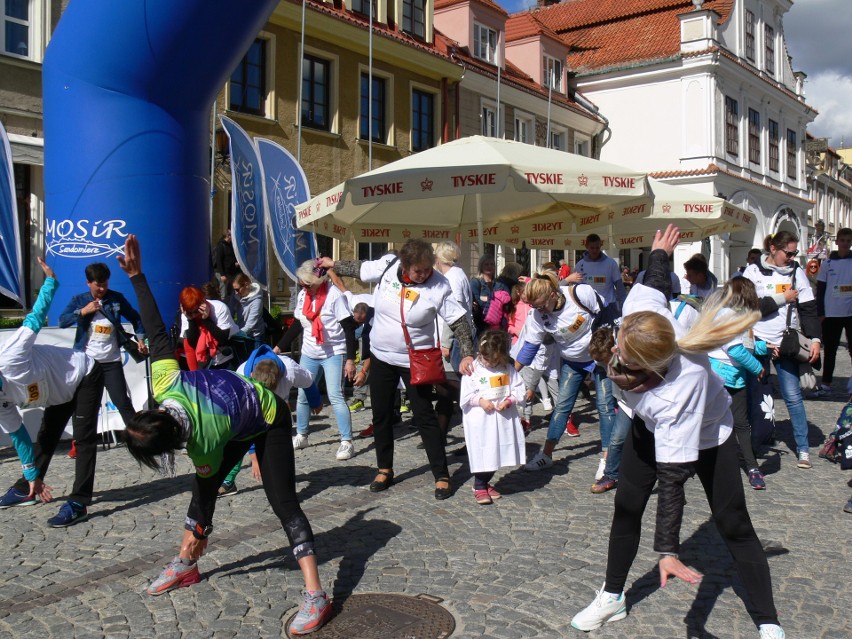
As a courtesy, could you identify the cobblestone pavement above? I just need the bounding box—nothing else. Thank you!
[0,357,849,639]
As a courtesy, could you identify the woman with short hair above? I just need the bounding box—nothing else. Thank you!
[318,239,475,499]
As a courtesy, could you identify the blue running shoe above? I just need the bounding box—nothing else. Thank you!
[0,486,37,509]
[47,501,88,527]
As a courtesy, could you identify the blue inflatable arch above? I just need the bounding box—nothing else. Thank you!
[43,0,279,321]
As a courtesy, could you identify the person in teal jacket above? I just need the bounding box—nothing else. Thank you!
[707,277,769,490]
[117,236,330,636]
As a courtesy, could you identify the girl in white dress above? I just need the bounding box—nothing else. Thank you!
[460,330,526,505]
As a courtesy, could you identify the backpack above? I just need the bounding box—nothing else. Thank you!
[674,294,703,320]
[567,284,621,342]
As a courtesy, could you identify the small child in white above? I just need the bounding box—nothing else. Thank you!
[460,330,526,505]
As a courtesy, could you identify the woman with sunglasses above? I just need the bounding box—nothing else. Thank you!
[228,273,265,350]
[515,268,617,472]
[743,231,821,469]
[571,226,785,639]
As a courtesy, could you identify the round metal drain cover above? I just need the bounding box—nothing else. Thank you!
[285,592,455,638]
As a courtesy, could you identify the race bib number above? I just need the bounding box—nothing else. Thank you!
[568,315,587,333]
[402,288,420,312]
[478,373,509,401]
[91,322,113,342]
[22,382,45,408]
[774,283,791,294]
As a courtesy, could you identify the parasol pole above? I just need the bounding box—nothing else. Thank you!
[476,193,485,258]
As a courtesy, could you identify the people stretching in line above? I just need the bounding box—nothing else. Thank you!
[0,257,105,528]
[118,236,330,635]
[571,225,785,639]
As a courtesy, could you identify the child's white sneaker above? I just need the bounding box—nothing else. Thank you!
[570,584,627,631]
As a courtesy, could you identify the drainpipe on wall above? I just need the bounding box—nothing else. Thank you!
[569,89,611,153]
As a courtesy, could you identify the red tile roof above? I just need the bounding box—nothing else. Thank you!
[532,0,734,73]
[505,11,563,44]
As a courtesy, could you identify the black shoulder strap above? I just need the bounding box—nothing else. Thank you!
[567,284,596,315]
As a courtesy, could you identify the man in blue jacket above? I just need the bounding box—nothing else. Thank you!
[59,262,147,428]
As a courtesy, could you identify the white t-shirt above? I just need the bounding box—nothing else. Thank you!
[85,312,122,363]
[816,255,852,317]
[0,327,94,434]
[743,263,813,344]
[236,354,314,399]
[706,307,752,366]
[623,353,732,463]
[521,285,599,362]
[361,258,466,368]
[294,284,350,359]
[668,298,700,332]
[574,254,623,307]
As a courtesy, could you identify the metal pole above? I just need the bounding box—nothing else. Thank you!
[368,0,373,170]
[545,64,553,147]
[296,0,306,163]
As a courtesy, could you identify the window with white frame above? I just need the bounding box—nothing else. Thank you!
[302,54,332,131]
[474,23,497,63]
[481,102,497,137]
[764,25,775,76]
[543,55,563,92]
[2,0,45,61]
[514,113,533,144]
[786,129,797,179]
[748,108,760,165]
[549,128,566,151]
[768,119,779,173]
[352,0,378,18]
[574,133,591,157]
[725,96,739,156]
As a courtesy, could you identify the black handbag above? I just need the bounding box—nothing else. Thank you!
[777,269,812,364]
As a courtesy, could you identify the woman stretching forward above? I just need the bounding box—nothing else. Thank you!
[118,236,330,636]
[571,226,785,639]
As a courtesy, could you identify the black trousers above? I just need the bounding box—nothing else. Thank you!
[604,417,778,626]
[821,315,851,384]
[369,356,449,481]
[13,363,105,505]
[729,386,759,472]
[187,397,313,552]
[100,360,136,426]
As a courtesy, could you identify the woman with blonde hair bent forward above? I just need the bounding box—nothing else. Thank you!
[571,226,785,639]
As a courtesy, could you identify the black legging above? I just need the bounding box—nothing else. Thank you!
[370,356,449,480]
[13,363,105,505]
[821,315,851,384]
[729,385,759,472]
[605,417,778,626]
[186,396,314,558]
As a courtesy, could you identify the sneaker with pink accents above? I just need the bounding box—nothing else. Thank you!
[486,484,501,500]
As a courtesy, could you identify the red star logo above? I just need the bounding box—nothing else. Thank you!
[578,174,589,187]
[662,203,672,214]
[402,229,411,238]
[323,222,328,230]
[608,211,615,220]
[511,225,520,234]
[315,202,320,213]
[421,178,433,192]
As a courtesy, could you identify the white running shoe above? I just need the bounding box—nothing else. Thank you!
[540,397,553,412]
[595,458,607,481]
[758,624,786,639]
[570,584,627,631]
[336,440,355,460]
[292,433,309,450]
[523,451,553,472]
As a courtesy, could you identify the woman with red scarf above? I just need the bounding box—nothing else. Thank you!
[290,260,357,461]
[179,287,239,370]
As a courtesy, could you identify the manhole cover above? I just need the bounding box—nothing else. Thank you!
[285,592,455,638]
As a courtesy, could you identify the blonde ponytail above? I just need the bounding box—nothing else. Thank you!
[676,289,759,355]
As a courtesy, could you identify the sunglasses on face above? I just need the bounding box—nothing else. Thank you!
[784,250,799,258]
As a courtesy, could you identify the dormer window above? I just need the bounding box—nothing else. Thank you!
[474,23,498,63]
[744,10,755,62]
[403,0,426,40]
[543,55,563,92]
[764,25,775,76]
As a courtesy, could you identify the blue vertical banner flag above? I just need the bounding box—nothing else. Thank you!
[256,138,316,282]
[0,121,24,306]
[221,115,267,288]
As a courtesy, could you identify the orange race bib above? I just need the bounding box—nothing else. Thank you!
[774,283,791,294]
